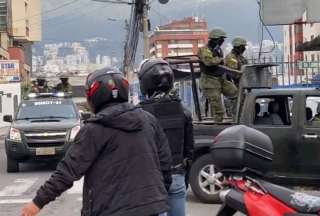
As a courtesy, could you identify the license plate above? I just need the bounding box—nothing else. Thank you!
[36,147,56,156]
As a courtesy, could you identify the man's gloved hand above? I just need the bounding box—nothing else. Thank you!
[21,202,40,216]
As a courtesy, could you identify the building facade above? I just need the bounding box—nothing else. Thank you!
[149,17,208,58]
[283,14,320,83]
[0,0,41,126]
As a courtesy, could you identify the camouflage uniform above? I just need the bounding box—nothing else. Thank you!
[36,85,50,93]
[225,51,248,71]
[55,83,72,93]
[55,73,72,93]
[224,37,248,120]
[198,29,237,122]
[225,37,248,86]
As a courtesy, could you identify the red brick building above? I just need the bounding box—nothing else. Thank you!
[149,17,208,58]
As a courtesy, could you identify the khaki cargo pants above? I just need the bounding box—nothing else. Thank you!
[200,73,238,122]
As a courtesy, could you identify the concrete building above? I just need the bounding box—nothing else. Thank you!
[8,0,42,81]
[283,14,320,83]
[149,17,208,58]
[0,0,42,126]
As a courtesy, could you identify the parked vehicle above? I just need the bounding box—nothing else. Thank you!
[167,56,320,203]
[213,125,320,216]
[3,93,89,173]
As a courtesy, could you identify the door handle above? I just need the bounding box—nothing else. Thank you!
[303,134,319,139]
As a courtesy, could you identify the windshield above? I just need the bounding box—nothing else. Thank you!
[16,101,77,120]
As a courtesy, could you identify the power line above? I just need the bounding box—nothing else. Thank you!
[11,0,81,24]
[26,5,113,31]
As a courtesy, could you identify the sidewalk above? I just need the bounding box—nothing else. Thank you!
[0,126,9,138]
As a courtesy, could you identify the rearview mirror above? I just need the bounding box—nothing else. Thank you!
[81,112,91,121]
[3,115,13,123]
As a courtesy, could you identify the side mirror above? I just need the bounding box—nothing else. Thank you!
[3,115,13,123]
[81,112,91,121]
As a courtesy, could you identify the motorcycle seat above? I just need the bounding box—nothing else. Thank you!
[259,180,320,214]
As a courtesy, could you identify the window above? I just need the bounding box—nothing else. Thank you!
[254,96,292,126]
[305,96,320,127]
[0,0,7,32]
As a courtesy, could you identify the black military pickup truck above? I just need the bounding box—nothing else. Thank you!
[167,56,320,203]
[2,93,89,173]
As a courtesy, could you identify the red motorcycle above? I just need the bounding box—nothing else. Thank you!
[211,125,320,216]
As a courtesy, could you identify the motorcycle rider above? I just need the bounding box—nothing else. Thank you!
[21,67,172,216]
[138,59,194,216]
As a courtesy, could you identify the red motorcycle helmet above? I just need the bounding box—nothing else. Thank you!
[85,67,129,113]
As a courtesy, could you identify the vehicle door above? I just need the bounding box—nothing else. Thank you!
[246,93,299,176]
[298,93,320,177]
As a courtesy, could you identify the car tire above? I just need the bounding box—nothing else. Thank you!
[189,154,223,204]
[7,156,19,173]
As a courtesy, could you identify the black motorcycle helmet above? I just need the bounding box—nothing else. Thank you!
[85,67,129,113]
[138,58,174,97]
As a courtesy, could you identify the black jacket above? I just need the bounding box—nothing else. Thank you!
[33,103,172,216]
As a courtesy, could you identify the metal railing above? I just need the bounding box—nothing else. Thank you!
[248,56,320,88]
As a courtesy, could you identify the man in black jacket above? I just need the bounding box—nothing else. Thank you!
[138,59,194,216]
[21,67,172,216]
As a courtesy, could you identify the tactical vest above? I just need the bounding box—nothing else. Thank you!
[141,97,185,167]
[200,47,224,77]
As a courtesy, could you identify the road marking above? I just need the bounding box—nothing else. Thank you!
[0,178,38,197]
[67,178,83,194]
[0,199,32,204]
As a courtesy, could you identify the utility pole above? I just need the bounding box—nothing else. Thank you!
[143,0,150,59]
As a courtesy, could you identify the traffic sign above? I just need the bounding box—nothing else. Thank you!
[297,61,319,69]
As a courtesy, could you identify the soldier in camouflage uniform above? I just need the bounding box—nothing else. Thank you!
[198,28,237,122]
[225,37,248,87]
[33,76,50,93]
[55,73,72,93]
[224,37,248,119]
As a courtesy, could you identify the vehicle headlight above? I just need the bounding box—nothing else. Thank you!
[9,128,22,142]
[69,125,81,141]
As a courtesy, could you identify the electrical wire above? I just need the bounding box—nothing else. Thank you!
[256,0,276,59]
[11,0,81,23]
[26,4,114,32]
[23,2,95,30]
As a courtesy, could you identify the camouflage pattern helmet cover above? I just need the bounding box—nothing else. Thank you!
[59,72,70,79]
[232,37,247,47]
[209,28,227,39]
[36,75,46,81]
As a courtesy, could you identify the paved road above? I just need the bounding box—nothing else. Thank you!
[0,137,226,216]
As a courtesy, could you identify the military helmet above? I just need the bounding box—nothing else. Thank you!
[59,72,70,79]
[36,75,46,80]
[209,28,227,39]
[232,37,247,47]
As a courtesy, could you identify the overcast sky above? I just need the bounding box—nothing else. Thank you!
[41,0,282,44]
